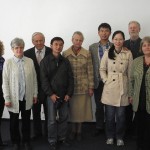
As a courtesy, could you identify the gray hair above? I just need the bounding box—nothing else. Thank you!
[128,21,141,30]
[140,36,150,52]
[32,32,45,41]
[10,38,25,48]
[72,31,84,41]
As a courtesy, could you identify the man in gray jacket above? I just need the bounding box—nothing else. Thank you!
[89,23,112,136]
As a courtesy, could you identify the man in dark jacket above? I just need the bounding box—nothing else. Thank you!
[24,32,51,139]
[124,21,143,137]
[40,37,74,150]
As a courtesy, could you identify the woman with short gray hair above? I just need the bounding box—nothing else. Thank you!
[2,37,38,150]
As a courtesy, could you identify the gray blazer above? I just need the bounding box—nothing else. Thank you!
[89,42,112,89]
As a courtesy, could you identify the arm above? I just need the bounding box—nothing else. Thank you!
[2,61,12,107]
[87,51,94,96]
[99,51,108,83]
[40,59,54,98]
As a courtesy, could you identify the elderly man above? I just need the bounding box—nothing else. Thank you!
[24,32,51,139]
[124,21,143,137]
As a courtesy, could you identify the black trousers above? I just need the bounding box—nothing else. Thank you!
[136,110,150,150]
[0,97,4,142]
[32,89,48,136]
[9,100,31,144]
[94,81,104,129]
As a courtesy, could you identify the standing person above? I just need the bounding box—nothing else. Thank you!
[40,37,74,150]
[2,38,38,150]
[124,21,143,136]
[89,23,112,136]
[129,36,150,150]
[24,32,51,139]
[63,31,94,141]
[0,41,7,147]
[100,31,133,146]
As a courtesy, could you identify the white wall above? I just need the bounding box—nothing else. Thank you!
[1,0,150,119]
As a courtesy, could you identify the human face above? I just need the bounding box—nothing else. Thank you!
[72,34,83,49]
[142,41,150,56]
[128,23,140,39]
[12,46,24,58]
[98,28,111,41]
[51,40,64,55]
[32,34,45,50]
[112,33,124,51]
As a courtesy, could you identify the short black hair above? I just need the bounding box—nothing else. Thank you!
[98,23,111,32]
[50,37,64,45]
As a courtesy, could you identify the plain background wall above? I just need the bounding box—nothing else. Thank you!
[1,0,150,119]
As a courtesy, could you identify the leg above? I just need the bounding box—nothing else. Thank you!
[58,101,68,141]
[9,111,20,144]
[125,104,133,135]
[32,102,42,137]
[20,101,31,143]
[47,97,57,144]
[116,106,126,140]
[105,105,115,139]
[0,97,4,143]
[43,98,48,136]
[94,81,104,130]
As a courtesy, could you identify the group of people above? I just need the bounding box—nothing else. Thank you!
[0,20,149,150]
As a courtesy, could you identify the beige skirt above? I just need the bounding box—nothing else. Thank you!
[69,94,93,122]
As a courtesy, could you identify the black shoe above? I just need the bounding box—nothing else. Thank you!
[49,142,57,150]
[31,134,42,140]
[24,142,32,150]
[0,141,8,146]
[76,133,82,141]
[92,129,104,137]
[69,132,76,140]
[58,140,70,147]
[12,144,20,150]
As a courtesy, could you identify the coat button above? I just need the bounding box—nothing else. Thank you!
[121,62,123,64]
[113,79,115,81]
[113,62,115,64]
[113,71,116,73]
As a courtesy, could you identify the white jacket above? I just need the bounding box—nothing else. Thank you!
[2,57,38,113]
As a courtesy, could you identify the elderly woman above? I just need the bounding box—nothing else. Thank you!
[100,31,133,146]
[0,41,6,146]
[2,38,38,150]
[63,31,94,141]
[129,36,150,150]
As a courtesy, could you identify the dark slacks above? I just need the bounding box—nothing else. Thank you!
[136,110,150,150]
[94,81,104,129]
[32,89,48,136]
[9,100,31,144]
[0,97,4,142]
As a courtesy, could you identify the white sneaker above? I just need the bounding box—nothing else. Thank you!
[106,138,114,145]
[117,139,124,146]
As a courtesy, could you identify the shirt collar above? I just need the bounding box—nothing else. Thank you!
[35,46,45,54]
[13,55,25,63]
[99,41,110,48]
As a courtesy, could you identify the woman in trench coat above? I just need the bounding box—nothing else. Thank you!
[100,30,133,146]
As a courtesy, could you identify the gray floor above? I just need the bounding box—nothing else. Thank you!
[1,120,136,150]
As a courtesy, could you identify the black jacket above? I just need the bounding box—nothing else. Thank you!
[40,53,74,98]
[24,46,51,103]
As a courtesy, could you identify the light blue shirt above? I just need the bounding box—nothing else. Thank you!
[13,56,25,101]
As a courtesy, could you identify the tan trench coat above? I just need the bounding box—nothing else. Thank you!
[100,48,133,106]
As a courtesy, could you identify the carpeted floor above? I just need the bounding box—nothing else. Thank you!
[1,120,136,150]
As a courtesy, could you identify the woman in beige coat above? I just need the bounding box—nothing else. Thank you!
[100,31,133,146]
[63,31,94,141]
